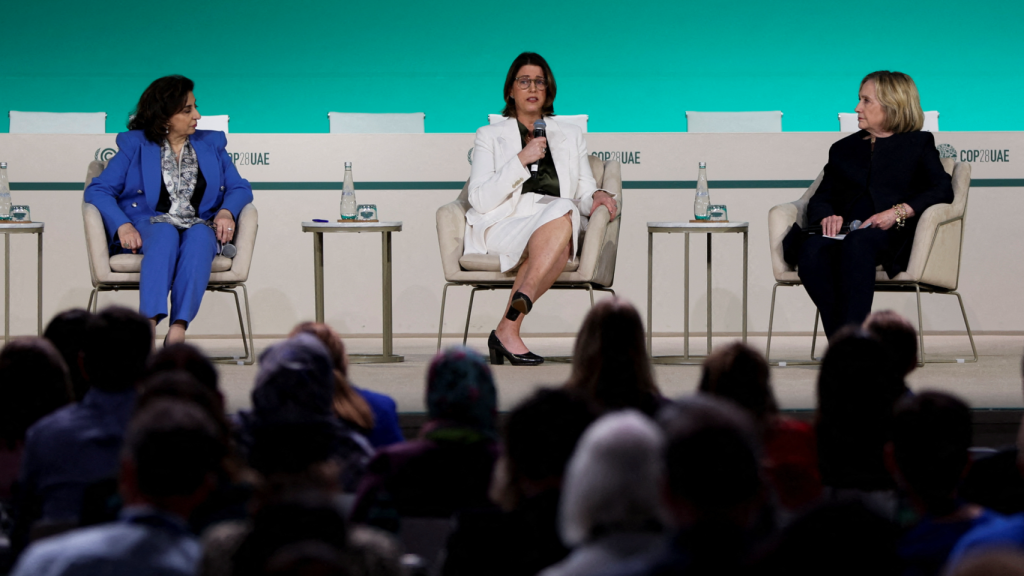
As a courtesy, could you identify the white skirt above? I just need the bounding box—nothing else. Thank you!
[481,194,580,272]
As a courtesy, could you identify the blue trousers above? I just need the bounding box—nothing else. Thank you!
[797,227,892,340]
[133,220,216,326]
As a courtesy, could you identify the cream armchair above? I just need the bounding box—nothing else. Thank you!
[83,160,259,364]
[435,156,622,351]
[765,158,975,365]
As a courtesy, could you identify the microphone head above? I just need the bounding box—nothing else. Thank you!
[220,242,237,258]
[533,119,546,136]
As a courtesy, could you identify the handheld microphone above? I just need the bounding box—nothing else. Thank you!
[219,242,237,259]
[530,119,547,174]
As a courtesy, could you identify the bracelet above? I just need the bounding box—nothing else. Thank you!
[893,204,907,229]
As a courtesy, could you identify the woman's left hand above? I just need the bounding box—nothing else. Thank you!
[862,203,914,231]
[591,190,618,220]
[213,209,235,244]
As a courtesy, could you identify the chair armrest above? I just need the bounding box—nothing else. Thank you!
[227,204,258,282]
[436,200,468,281]
[768,202,801,280]
[576,205,611,281]
[904,202,961,288]
[82,202,112,287]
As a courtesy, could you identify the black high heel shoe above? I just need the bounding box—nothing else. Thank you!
[488,330,544,366]
[505,291,534,321]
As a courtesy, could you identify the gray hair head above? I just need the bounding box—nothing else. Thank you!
[559,410,667,546]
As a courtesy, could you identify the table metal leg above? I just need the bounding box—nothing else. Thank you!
[706,233,712,355]
[684,232,690,359]
[647,231,653,355]
[381,231,393,358]
[313,232,325,323]
[742,231,747,343]
[5,234,9,343]
[38,232,43,336]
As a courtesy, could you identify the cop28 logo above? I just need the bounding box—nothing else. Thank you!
[94,148,117,161]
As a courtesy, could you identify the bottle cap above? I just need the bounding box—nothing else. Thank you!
[344,162,352,169]
[0,162,6,169]
[699,162,706,168]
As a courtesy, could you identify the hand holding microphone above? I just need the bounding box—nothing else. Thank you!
[517,120,548,173]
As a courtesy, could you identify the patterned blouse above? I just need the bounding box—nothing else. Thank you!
[150,138,214,230]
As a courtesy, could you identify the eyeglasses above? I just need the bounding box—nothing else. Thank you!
[515,76,547,90]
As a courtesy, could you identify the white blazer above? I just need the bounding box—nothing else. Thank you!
[464,116,603,256]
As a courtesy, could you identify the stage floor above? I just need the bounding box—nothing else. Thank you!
[203,333,1024,415]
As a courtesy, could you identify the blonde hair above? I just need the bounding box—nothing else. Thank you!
[861,71,924,134]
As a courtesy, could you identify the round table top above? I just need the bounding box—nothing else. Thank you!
[647,221,749,233]
[0,222,44,233]
[301,221,402,233]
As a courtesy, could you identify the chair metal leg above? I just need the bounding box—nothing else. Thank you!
[210,285,255,365]
[954,291,979,363]
[586,284,594,307]
[915,285,926,367]
[463,288,481,346]
[766,283,778,363]
[87,288,98,313]
[240,283,255,365]
[437,283,453,353]
[811,309,821,360]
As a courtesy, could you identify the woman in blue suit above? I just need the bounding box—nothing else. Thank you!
[85,75,253,345]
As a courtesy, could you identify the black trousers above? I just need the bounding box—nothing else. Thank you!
[797,227,892,340]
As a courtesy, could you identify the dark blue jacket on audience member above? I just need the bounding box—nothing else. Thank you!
[946,512,1024,569]
[355,387,404,448]
[18,388,137,522]
[899,508,1002,576]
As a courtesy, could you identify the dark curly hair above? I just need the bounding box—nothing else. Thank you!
[128,75,195,143]
[501,52,556,118]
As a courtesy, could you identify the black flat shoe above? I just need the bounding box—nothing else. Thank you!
[505,291,534,321]
[488,330,544,366]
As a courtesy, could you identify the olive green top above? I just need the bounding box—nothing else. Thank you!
[518,121,560,198]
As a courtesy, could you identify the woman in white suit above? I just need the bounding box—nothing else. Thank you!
[466,52,618,366]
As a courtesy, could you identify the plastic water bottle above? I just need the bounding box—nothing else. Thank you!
[693,162,710,220]
[340,162,357,220]
[0,163,12,221]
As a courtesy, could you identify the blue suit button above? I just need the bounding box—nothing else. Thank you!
[220,186,225,191]
[137,190,143,194]
[131,202,138,208]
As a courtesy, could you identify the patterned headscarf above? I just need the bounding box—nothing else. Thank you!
[425,346,498,439]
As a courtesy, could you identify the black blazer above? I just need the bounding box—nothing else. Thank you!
[806,130,954,277]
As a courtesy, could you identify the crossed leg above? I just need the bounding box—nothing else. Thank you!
[495,212,572,354]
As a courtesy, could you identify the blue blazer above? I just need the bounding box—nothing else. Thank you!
[84,129,254,247]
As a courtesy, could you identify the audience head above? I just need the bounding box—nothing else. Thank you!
[560,410,666,546]
[249,418,341,495]
[863,309,919,377]
[859,70,924,134]
[425,346,498,438]
[502,51,557,118]
[566,297,660,415]
[253,333,336,420]
[137,371,230,443]
[128,74,196,143]
[81,306,153,393]
[43,308,93,401]
[698,342,777,428]
[889,391,972,515]
[0,337,72,449]
[494,388,595,510]
[232,494,348,576]
[754,498,901,576]
[658,395,763,528]
[289,322,375,431]
[146,342,219,394]
[816,327,907,490]
[121,398,224,516]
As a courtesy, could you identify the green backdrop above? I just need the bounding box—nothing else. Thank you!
[2,0,1020,133]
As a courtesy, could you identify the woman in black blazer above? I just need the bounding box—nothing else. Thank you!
[798,71,953,340]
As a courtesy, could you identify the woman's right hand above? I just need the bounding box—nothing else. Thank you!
[517,136,547,168]
[118,222,142,253]
[821,215,844,237]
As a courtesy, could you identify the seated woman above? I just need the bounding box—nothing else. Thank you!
[798,71,953,340]
[466,52,618,365]
[84,75,253,345]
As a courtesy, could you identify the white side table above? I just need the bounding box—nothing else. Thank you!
[0,222,44,342]
[301,221,403,363]
[646,221,748,365]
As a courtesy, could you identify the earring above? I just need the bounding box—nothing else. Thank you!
[165,126,169,134]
